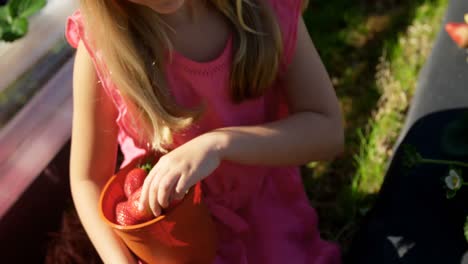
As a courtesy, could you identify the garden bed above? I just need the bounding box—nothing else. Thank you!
[0,1,78,262]
[0,0,77,218]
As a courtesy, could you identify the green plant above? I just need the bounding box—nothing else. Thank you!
[301,0,448,250]
[0,0,46,42]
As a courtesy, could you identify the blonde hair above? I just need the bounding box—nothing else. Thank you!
[79,0,308,152]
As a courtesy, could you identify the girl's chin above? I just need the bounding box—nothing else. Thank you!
[147,0,186,15]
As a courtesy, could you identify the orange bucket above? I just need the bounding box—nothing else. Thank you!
[99,155,218,264]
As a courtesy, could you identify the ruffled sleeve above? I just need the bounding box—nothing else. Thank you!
[65,10,116,98]
[65,10,85,49]
[65,10,151,157]
[266,0,303,73]
[65,10,99,60]
[65,10,124,115]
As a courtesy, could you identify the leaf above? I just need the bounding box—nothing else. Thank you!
[18,0,46,18]
[0,17,8,34]
[0,5,12,23]
[0,0,46,42]
[1,28,22,42]
[0,17,27,42]
[11,17,28,36]
[10,16,27,35]
[8,0,46,18]
[5,0,19,16]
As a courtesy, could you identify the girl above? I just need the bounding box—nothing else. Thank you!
[67,0,344,263]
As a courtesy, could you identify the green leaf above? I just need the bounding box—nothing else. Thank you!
[0,19,8,37]
[11,17,27,36]
[0,18,27,42]
[0,0,46,42]
[19,0,46,18]
[1,29,22,42]
[9,0,46,18]
[0,16,14,42]
[0,5,13,23]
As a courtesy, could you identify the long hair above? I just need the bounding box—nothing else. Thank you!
[79,0,308,152]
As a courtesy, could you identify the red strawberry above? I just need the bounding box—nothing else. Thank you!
[126,187,155,224]
[115,201,138,226]
[115,188,155,226]
[124,167,149,198]
[445,22,468,48]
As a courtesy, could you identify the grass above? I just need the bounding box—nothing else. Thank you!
[354,2,445,195]
[301,0,449,253]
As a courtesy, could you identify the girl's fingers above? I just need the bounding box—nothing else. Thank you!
[148,174,163,216]
[139,160,164,209]
[139,174,152,210]
[172,188,186,201]
[139,164,157,209]
[157,172,181,208]
[174,173,192,198]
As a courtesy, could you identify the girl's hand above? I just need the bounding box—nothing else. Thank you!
[138,133,223,216]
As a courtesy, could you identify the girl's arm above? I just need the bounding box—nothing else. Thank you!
[139,18,344,213]
[69,41,138,264]
[213,18,343,165]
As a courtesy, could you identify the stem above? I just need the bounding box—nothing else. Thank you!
[420,158,468,168]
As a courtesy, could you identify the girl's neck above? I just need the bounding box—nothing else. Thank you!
[158,1,209,28]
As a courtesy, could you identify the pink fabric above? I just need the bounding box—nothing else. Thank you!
[65,1,341,263]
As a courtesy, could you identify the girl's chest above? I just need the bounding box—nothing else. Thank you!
[166,67,273,144]
[169,67,268,124]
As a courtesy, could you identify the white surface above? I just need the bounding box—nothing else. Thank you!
[0,58,74,218]
[0,0,78,92]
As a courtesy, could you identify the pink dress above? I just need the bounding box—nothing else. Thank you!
[65,1,341,263]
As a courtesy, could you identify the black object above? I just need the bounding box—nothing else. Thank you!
[347,0,468,262]
[346,109,468,264]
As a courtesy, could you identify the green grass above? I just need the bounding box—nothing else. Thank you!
[354,0,448,194]
[302,0,449,253]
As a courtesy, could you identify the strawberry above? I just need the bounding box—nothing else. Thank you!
[445,22,468,48]
[115,161,157,226]
[124,168,147,198]
[123,162,153,198]
[126,187,155,222]
[115,201,138,226]
[115,188,155,226]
